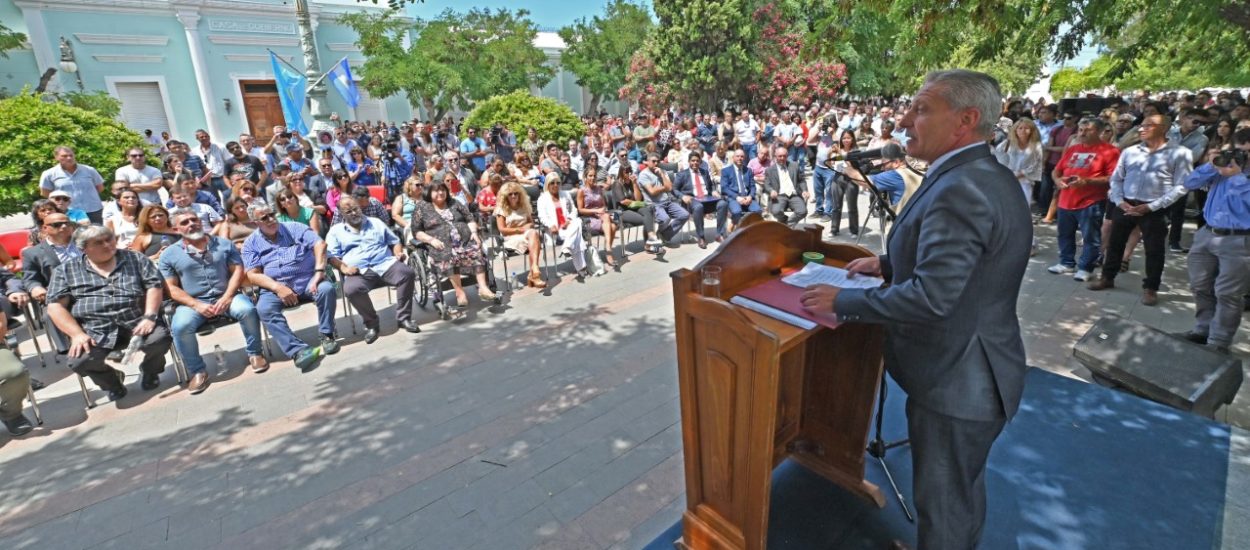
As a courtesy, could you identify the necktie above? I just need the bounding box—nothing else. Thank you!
[738,169,746,194]
[693,170,704,199]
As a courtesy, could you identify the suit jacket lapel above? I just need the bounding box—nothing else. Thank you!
[887,144,993,245]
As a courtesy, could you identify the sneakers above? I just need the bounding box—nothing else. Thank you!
[1073,270,1093,282]
[1047,263,1076,275]
[320,334,340,355]
[645,237,662,247]
[293,346,322,372]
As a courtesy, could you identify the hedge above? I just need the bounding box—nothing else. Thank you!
[463,90,586,150]
[0,92,149,216]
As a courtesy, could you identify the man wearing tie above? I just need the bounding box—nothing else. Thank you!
[800,69,1032,550]
[764,146,810,226]
[720,149,760,228]
[675,151,726,249]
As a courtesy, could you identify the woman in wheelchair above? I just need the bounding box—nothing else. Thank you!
[537,173,589,277]
[494,182,546,289]
[410,181,498,308]
[576,162,618,267]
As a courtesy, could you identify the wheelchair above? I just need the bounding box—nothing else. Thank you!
[405,224,503,321]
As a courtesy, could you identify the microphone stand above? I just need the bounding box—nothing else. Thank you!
[867,373,915,522]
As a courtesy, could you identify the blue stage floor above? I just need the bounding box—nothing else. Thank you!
[646,368,1233,549]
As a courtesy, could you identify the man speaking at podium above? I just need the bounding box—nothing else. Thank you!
[801,69,1031,549]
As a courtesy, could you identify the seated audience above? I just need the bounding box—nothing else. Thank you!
[411,181,497,308]
[241,203,337,371]
[168,183,221,233]
[275,189,323,234]
[130,205,179,261]
[105,189,142,249]
[537,173,589,277]
[332,186,392,226]
[674,150,726,248]
[0,306,33,434]
[161,211,267,394]
[326,198,420,343]
[494,182,546,288]
[215,196,259,249]
[391,176,425,237]
[638,153,690,244]
[47,226,172,400]
[763,146,810,226]
[575,168,619,266]
[48,190,90,225]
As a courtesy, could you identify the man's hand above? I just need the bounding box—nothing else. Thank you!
[192,301,216,318]
[1217,160,1242,177]
[799,284,841,313]
[211,296,232,316]
[682,195,692,205]
[68,333,95,359]
[340,264,360,276]
[8,292,29,309]
[31,287,47,302]
[802,191,810,200]
[275,283,299,306]
[770,191,778,199]
[1121,203,1150,216]
[133,318,156,337]
[307,271,324,296]
[845,256,883,278]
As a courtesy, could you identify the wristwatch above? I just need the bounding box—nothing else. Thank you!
[142,314,158,322]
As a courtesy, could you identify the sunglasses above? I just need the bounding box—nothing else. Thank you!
[51,196,69,201]
[176,218,199,227]
[44,221,70,229]
[257,213,276,222]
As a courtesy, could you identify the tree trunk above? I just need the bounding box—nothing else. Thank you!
[421,97,436,122]
[33,68,56,93]
[587,94,601,116]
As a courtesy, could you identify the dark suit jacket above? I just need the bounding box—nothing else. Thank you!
[763,161,808,197]
[673,163,716,200]
[719,164,755,203]
[835,144,1032,422]
[20,242,61,293]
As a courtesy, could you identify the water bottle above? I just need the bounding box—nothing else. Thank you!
[120,335,144,367]
[213,345,226,375]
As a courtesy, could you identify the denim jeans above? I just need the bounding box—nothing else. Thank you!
[171,294,263,375]
[741,142,757,161]
[812,167,836,215]
[256,281,337,358]
[1056,202,1104,271]
[788,145,806,166]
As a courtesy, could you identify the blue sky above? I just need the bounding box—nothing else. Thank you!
[405,1,1098,69]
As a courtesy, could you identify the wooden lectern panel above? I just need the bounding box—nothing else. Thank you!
[672,221,886,550]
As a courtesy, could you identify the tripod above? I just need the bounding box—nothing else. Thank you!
[856,186,896,251]
[867,372,915,522]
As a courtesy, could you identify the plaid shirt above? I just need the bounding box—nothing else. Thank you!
[47,249,162,349]
[330,197,392,226]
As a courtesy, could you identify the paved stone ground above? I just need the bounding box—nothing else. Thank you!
[0,199,1247,549]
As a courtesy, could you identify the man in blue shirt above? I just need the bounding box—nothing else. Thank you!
[242,203,335,372]
[161,211,266,394]
[326,198,420,344]
[696,113,717,154]
[459,127,489,174]
[1177,129,1250,354]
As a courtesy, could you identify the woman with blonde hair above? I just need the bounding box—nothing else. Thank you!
[130,204,178,260]
[495,181,545,288]
[537,173,588,277]
[994,117,1045,202]
[391,175,426,234]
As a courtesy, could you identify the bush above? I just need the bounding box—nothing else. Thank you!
[0,92,148,216]
[463,90,586,149]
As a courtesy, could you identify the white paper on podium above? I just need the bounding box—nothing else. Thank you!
[782,262,884,290]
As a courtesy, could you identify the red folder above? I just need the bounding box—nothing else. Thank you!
[734,275,842,330]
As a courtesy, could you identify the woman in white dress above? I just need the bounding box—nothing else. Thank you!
[536,173,587,277]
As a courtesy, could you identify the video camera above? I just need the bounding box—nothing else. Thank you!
[1213,148,1248,168]
[489,124,504,145]
[384,138,402,159]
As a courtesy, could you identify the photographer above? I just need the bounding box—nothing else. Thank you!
[379,138,414,201]
[838,143,913,211]
[1177,129,1250,354]
[491,123,517,164]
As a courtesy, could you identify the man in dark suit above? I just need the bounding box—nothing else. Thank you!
[763,146,810,226]
[801,69,1032,549]
[20,211,78,354]
[719,149,760,228]
[674,150,727,248]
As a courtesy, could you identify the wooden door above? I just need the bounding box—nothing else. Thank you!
[240,80,285,142]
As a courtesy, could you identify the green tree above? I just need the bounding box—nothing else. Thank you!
[622,0,758,112]
[463,91,585,148]
[0,23,25,59]
[0,92,147,215]
[557,0,653,115]
[340,8,554,121]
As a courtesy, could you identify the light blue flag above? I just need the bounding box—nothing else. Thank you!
[328,58,361,109]
[270,52,308,135]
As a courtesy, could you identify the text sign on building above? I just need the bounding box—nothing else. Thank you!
[208,19,296,35]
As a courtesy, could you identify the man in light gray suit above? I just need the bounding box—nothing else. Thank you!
[801,69,1032,549]
[763,146,810,225]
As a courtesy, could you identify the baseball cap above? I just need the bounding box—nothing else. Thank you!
[286,143,303,153]
[49,190,71,199]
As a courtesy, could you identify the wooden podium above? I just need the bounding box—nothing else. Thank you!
[670,221,886,550]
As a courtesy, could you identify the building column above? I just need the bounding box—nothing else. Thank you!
[176,9,222,140]
[15,3,54,74]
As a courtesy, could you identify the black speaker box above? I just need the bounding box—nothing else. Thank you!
[1072,315,1244,419]
[1058,97,1120,117]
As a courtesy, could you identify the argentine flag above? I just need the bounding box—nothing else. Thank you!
[328,58,361,109]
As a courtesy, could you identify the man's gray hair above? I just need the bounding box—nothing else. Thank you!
[74,224,113,249]
[1079,117,1108,131]
[170,209,199,227]
[247,201,273,220]
[923,69,1003,138]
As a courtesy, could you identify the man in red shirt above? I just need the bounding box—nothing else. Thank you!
[1048,117,1121,281]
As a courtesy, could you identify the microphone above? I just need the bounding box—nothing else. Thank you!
[846,143,906,162]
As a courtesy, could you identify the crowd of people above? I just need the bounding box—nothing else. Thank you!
[3,86,1249,440]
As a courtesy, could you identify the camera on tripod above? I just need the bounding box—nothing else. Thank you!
[489,124,504,146]
[384,138,401,159]
[1213,148,1248,168]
